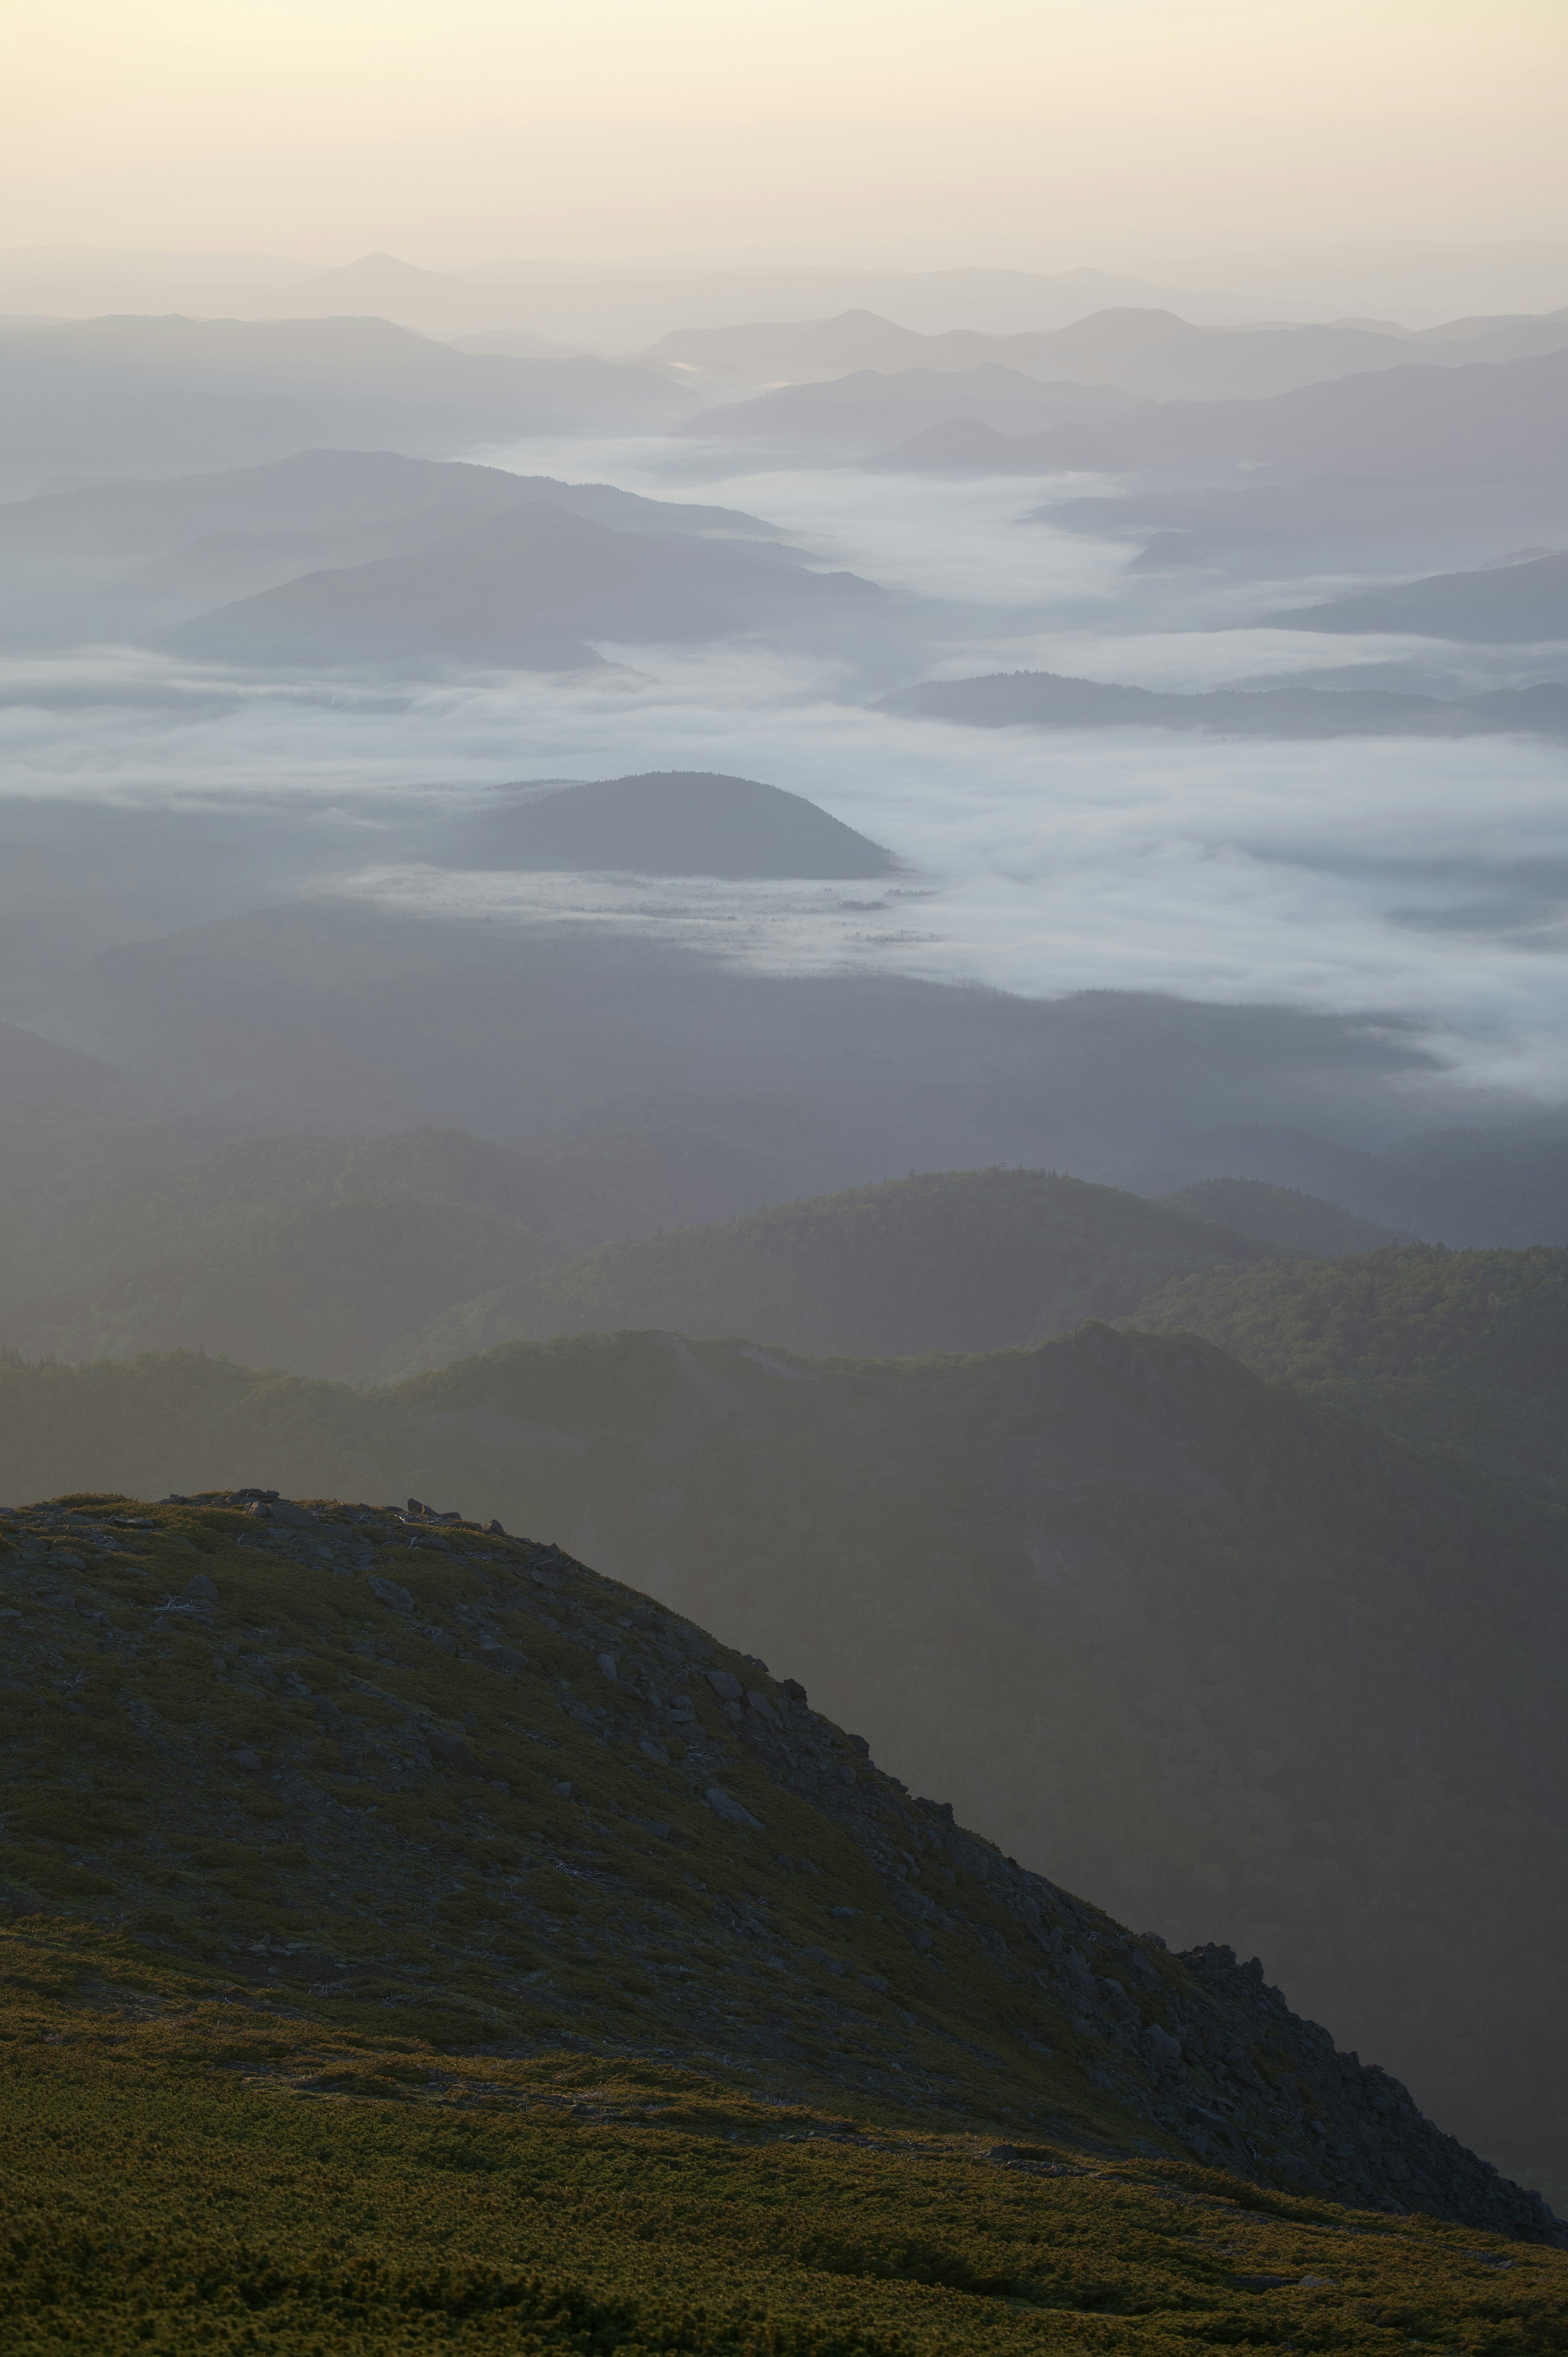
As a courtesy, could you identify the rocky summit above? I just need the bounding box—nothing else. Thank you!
[0,1483,1560,2253]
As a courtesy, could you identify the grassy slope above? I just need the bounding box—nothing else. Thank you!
[2,1325,1566,2199]
[1158,1177,1412,1256]
[394,1168,1274,1370]
[1127,1243,1568,1508]
[3,1927,1566,2353]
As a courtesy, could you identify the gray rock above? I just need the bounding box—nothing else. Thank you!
[705,1669,742,1702]
[481,1644,526,1673]
[428,1627,458,1655]
[597,1652,618,1681]
[187,1573,218,1601]
[705,1784,764,1829]
[368,1577,414,1614]
[427,1728,483,1776]
[1144,2022,1184,2071]
[745,1688,779,1724]
[230,1748,262,1772]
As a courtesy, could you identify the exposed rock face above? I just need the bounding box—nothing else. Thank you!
[722,1655,1562,2245]
[0,1483,1559,2248]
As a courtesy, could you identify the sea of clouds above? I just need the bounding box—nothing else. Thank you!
[2,438,1566,1102]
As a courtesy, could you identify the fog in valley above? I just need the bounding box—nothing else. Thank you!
[5,0,1568,2264]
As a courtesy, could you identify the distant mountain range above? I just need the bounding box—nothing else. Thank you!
[167,500,880,671]
[1037,471,1568,579]
[1262,546,1568,642]
[379,1167,1278,1373]
[1156,1177,1413,1255]
[0,315,696,497]
[0,1151,1493,1391]
[0,448,782,643]
[881,667,1568,736]
[637,302,1568,401]
[681,363,1132,455]
[874,346,1568,485]
[1128,1239,1568,1512]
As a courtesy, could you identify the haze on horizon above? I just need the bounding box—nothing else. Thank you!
[5,0,1567,276]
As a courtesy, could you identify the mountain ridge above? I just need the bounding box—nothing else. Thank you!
[4,1320,1567,2196]
[0,1474,1558,2244]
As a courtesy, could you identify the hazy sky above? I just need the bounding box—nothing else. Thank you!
[6,0,1567,270]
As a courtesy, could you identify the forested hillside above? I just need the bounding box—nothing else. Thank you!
[391,1168,1274,1369]
[1128,1243,1568,1506]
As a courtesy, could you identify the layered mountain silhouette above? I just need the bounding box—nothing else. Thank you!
[1128,1240,1568,1511]
[0,1162,1266,1382]
[876,347,1568,484]
[1157,1177,1413,1255]
[0,315,694,496]
[1263,546,1568,641]
[389,1168,1276,1370]
[1038,472,1568,577]
[168,503,879,670]
[437,771,898,879]
[882,667,1568,736]
[682,365,1130,454]
[638,303,1568,400]
[0,448,782,638]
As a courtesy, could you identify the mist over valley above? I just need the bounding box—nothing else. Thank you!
[5,7,1568,2308]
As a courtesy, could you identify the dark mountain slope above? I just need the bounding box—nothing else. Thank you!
[393,1167,1274,1369]
[1126,1242,1568,1508]
[0,1477,1557,2244]
[3,1324,1567,2197]
[881,667,1568,737]
[440,771,897,880]
[1264,546,1568,641]
[170,504,878,669]
[1158,1177,1413,1256]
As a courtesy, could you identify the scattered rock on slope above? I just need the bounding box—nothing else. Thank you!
[0,1483,1557,2245]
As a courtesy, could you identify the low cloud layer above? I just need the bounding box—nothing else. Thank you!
[3,441,1566,1108]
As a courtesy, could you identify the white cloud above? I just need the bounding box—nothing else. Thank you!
[3,441,1568,1105]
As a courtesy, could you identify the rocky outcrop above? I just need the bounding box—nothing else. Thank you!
[1,1482,1559,2248]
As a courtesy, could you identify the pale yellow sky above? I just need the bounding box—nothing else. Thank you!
[4,0,1566,267]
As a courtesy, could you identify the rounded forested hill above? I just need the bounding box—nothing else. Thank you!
[1127,1241,1568,1507]
[500,1166,1276,1359]
[445,770,898,880]
[1160,1176,1412,1257]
